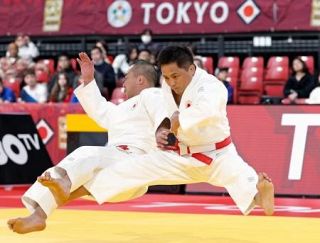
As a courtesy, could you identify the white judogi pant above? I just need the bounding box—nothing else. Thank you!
[22,145,144,216]
[82,143,258,215]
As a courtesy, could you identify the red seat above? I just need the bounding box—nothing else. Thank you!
[35,70,50,83]
[242,57,264,69]
[3,79,20,98]
[300,56,314,75]
[218,57,240,86]
[267,56,289,69]
[42,59,55,74]
[218,56,240,69]
[264,84,285,97]
[264,66,289,82]
[263,66,289,97]
[237,68,263,104]
[107,55,114,64]
[111,87,127,101]
[240,69,263,92]
[226,67,239,78]
[202,56,214,74]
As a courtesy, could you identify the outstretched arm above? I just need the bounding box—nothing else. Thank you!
[77,52,95,86]
[75,52,117,129]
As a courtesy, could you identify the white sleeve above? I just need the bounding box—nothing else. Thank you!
[141,89,168,132]
[179,82,227,131]
[27,42,39,58]
[38,84,48,103]
[74,80,117,129]
[112,54,126,74]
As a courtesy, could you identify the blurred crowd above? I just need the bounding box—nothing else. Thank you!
[0,30,160,104]
[1,31,320,105]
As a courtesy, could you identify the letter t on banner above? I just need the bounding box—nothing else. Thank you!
[281,114,320,180]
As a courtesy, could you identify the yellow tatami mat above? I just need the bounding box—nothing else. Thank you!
[1,208,320,243]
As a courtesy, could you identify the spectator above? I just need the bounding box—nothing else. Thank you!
[3,68,18,83]
[217,67,234,104]
[283,57,315,102]
[0,57,11,76]
[15,34,39,61]
[20,69,47,103]
[91,46,116,98]
[138,29,159,55]
[112,44,138,80]
[0,77,16,103]
[6,42,20,66]
[16,58,31,80]
[34,61,50,83]
[96,40,112,64]
[49,72,73,103]
[138,48,152,62]
[48,54,77,94]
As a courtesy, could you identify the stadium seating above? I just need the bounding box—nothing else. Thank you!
[237,67,263,104]
[264,56,289,97]
[267,56,289,69]
[35,70,50,83]
[242,56,264,69]
[202,56,214,74]
[42,59,55,74]
[264,68,289,97]
[218,56,240,69]
[264,66,289,81]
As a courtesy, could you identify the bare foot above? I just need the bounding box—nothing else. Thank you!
[256,172,274,216]
[7,215,46,234]
[37,171,70,206]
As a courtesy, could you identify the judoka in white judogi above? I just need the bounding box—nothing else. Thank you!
[21,62,166,217]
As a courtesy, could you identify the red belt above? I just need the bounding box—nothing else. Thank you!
[168,136,232,165]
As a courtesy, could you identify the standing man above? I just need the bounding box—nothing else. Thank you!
[91,46,116,99]
[7,54,166,234]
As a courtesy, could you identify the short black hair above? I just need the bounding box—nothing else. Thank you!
[157,46,194,70]
[131,60,158,86]
[218,67,229,73]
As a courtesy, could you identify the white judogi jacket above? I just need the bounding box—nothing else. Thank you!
[162,67,231,147]
[75,80,166,152]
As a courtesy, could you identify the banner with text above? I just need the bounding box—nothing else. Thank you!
[0,0,318,36]
[0,103,84,165]
[187,105,320,196]
[0,114,53,184]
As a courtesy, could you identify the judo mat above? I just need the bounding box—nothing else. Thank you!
[1,187,320,243]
